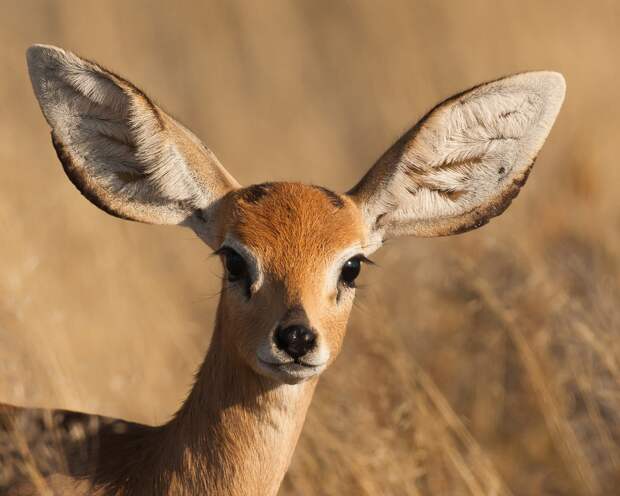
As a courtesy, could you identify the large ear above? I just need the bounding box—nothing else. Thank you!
[348,72,565,250]
[26,44,239,245]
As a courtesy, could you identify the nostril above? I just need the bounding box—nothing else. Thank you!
[275,325,317,359]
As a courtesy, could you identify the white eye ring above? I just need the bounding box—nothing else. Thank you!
[324,244,368,294]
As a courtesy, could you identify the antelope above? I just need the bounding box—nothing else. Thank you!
[0,44,565,495]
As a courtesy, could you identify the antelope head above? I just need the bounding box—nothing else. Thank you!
[27,45,565,385]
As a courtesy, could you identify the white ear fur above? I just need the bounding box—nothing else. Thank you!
[348,72,565,251]
[27,44,239,241]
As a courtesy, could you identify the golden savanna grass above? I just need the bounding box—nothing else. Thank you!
[1,1,619,494]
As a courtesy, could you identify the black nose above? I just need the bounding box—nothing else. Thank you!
[275,325,317,359]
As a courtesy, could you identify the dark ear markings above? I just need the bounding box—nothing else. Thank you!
[436,156,483,172]
[240,182,274,204]
[313,186,345,209]
[499,109,518,119]
[51,132,131,221]
[489,133,519,142]
[447,157,536,236]
[407,186,464,201]
[516,156,537,187]
[448,217,490,235]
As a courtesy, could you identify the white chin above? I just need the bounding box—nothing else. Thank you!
[256,359,325,384]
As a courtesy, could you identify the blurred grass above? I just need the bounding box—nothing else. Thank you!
[1,1,619,494]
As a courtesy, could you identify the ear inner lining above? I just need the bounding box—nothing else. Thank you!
[27,44,240,236]
[348,71,565,241]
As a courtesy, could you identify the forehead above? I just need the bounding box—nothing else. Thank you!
[228,182,364,268]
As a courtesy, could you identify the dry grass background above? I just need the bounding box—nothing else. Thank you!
[1,0,619,494]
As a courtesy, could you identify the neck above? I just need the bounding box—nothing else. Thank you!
[108,303,317,496]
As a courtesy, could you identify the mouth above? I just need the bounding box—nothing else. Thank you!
[257,357,326,383]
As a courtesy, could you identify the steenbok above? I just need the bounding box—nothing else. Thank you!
[0,45,564,495]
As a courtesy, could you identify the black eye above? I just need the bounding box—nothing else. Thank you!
[223,249,248,282]
[340,257,362,288]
